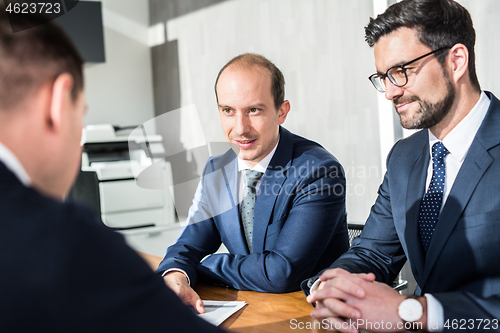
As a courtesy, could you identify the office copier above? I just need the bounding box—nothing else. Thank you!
[68,124,181,256]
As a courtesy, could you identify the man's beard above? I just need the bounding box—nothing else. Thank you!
[395,77,456,130]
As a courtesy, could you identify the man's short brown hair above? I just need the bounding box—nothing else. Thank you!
[215,53,285,110]
[0,7,84,110]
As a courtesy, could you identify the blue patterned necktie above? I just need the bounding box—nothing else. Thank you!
[241,170,264,253]
[418,142,449,252]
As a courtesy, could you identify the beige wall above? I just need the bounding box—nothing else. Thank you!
[165,0,380,223]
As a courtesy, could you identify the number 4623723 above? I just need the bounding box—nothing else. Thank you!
[5,2,62,14]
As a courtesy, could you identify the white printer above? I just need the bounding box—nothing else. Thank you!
[68,124,181,256]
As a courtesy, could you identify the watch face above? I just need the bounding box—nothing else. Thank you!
[398,298,423,322]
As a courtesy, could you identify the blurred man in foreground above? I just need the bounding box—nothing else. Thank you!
[0,8,224,333]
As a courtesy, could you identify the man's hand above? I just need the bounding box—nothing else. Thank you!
[308,268,427,332]
[307,268,375,332]
[163,271,205,314]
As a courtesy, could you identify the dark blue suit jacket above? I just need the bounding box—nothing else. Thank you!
[0,162,223,332]
[303,92,500,330]
[157,126,349,293]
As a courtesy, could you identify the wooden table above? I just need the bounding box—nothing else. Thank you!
[138,252,328,332]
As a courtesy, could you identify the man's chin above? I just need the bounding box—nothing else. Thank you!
[238,153,257,162]
[398,114,422,130]
[400,120,421,130]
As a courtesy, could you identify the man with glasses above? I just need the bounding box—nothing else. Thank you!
[303,0,500,332]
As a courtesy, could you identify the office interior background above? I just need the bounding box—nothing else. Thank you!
[79,0,500,291]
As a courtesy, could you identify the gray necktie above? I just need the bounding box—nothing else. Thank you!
[241,169,264,253]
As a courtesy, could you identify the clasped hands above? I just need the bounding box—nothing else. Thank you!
[307,268,417,333]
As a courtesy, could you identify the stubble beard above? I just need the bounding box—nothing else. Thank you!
[396,76,456,130]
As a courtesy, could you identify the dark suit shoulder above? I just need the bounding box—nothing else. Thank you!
[289,132,339,164]
[0,175,112,269]
[386,129,428,165]
[0,165,118,277]
[4,179,100,234]
[278,129,344,183]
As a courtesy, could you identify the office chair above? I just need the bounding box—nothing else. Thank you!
[347,223,408,292]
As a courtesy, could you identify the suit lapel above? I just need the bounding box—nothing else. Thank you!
[217,154,249,254]
[252,127,293,252]
[252,167,287,252]
[421,91,500,285]
[404,138,429,282]
[422,142,492,283]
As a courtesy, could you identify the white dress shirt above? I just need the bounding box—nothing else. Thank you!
[0,141,31,186]
[424,91,490,331]
[425,91,490,206]
[237,135,279,202]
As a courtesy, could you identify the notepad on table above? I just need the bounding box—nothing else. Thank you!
[198,300,247,326]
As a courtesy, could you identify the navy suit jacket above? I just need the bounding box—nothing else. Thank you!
[0,162,223,332]
[303,92,500,330]
[157,126,349,293]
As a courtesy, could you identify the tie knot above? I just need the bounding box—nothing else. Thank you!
[242,170,264,188]
[432,142,449,162]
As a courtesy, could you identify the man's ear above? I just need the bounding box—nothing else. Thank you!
[278,100,290,125]
[47,73,74,132]
[448,43,469,84]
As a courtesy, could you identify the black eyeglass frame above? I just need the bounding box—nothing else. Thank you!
[368,46,452,93]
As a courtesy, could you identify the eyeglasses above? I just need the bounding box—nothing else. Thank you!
[368,47,451,93]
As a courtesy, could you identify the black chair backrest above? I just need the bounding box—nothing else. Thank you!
[347,223,364,246]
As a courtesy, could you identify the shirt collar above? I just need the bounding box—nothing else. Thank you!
[429,91,490,162]
[238,135,280,173]
[0,141,31,186]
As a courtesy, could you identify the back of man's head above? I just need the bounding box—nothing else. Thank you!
[365,0,480,92]
[0,8,84,112]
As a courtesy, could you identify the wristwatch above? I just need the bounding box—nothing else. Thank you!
[398,297,423,330]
